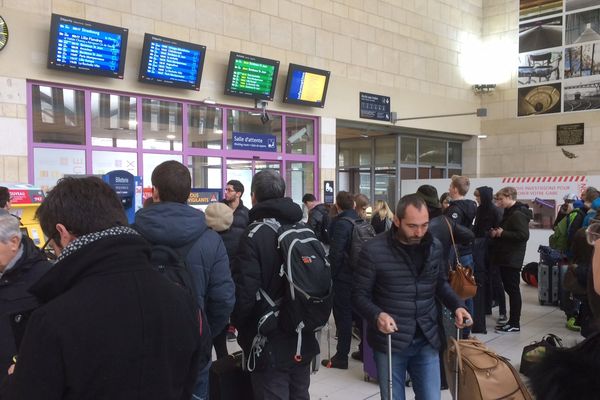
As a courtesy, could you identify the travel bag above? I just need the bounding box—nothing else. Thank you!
[209,351,254,400]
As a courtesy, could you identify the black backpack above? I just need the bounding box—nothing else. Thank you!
[247,219,332,370]
[342,216,376,270]
[149,242,213,370]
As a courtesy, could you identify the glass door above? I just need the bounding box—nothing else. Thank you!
[226,159,281,206]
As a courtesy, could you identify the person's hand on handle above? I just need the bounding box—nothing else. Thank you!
[454,307,473,329]
[377,312,398,334]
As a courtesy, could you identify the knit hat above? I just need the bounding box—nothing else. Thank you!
[416,185,441,209]
[204,202,234,232]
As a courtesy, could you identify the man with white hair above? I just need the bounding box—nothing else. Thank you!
[0,214,50,374]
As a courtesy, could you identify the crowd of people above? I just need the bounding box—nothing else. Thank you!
[1,168,600,400]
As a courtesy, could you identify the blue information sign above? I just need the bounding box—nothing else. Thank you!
[232,132,277,152]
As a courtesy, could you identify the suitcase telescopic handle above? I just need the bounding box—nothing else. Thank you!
[387,334,393,400]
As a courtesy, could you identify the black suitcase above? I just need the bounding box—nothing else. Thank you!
[209,351,254,400]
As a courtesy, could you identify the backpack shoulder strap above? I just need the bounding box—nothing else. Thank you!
[341,216,357,225]
[248,219,281,238]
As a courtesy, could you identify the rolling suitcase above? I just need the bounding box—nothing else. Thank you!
[538,262,560,306]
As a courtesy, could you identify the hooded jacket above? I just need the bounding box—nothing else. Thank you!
[133,202,235,336]
[445,198,477,256]
[490,202,533,268]
[2,228,201,400]
[0,235,50,374]
[473,186,503,238]
[231,197,319,368]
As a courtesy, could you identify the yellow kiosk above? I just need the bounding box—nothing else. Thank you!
[4,184,46,248]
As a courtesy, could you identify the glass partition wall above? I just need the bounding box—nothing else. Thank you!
[337,127,464,208]
[29,82,319,206]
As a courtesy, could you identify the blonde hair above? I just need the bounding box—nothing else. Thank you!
[451,175,470,196]
[373,200,394,221]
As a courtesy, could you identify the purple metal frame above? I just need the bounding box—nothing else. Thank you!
[27,80,321,198]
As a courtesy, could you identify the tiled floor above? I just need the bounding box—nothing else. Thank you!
[227,282,582,399]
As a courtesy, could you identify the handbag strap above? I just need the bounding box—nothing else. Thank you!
[444,217,461,267]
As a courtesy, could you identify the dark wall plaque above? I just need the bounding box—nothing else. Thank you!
[323,181,334,204]
[556,123,584,146]
[360,92,390,121]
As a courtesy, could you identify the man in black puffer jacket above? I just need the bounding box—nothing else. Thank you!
[353,194,471,400]
[0,214,51,375]
[231,169,318,400]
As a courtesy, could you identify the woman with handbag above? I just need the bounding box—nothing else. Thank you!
[490,187,532,333]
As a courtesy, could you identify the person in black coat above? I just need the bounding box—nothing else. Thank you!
[353,194,471,400]
[231,169,318,400]
[1,177,201,400]
[223,179,250,231]
[0,214,51,375]
[490,186,532,333]
[302,193,331,245]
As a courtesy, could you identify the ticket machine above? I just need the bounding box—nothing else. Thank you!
[3,184,46,247]
[102,170,142,224]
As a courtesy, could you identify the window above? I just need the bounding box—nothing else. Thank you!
[188,156,222,188]
[91,93,137,148]
[32,85,85,145]
[400,137,417,164]
[188,105,223,149]
[338,140,371,167]
[419,138,446,166]
[142,99,182,151]
[286,161,314,205]
[226,109,282,152]
[286,117,314,155]
[375,137,396,166]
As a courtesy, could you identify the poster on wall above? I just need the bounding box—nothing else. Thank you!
[566,0,599,12]
[563,77,600,111]
[518,82,562,116]
[518,49,563,86]
[565,8,600,45]
[520,0,563,22]
[518,0,600,117]
[519,16,563,54]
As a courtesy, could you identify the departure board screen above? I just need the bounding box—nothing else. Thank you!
[139,34,206,90]
[224,52,279,101]
[47,14,128,79]
[283,64,330,108]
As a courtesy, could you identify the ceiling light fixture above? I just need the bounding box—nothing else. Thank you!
[203,97,216,105]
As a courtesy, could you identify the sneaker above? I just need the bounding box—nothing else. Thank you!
[351,351,363,362]
[497,315,508,325]
[321,355,349,369]
[566,317,581,332]
[495,324,520,333]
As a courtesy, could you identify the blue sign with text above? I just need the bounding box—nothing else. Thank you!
[232,132,277,152]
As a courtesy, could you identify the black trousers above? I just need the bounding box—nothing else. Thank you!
[251,362,311,400]
[332,280,353,360]
[499,266,522,326]
[213,324,229,360]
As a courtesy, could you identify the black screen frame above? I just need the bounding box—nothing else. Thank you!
[224,51,280,101]
[47,13,128,79]
[282,63,330,108]
[138,33,206,91]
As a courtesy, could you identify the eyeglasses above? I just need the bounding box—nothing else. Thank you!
[586,222,600,246]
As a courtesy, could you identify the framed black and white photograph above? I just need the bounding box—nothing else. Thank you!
[565,8,600,45]
[518,50,563,86]
[563,77,600,112]
[566,0,600,13]
[518,83,562,116]
[519,16,563,54]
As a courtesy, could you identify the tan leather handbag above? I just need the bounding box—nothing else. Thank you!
[445,218,477,300]
[444,336,533,400]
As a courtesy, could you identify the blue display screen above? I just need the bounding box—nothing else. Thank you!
[48,14,128,79]
[139,34,206,90]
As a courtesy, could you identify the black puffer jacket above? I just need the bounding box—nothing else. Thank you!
[227,200,249,232]
[490,202,532,269]
[353,229,464,354]
[231,197,319,369]
[0,236,50,374]
[3,229,201,400]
